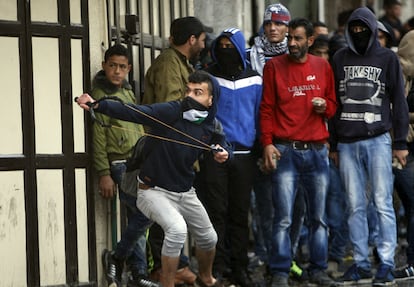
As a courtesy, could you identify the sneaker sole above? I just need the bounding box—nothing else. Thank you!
[372,280,396,286]
[308,283,335,287]
[395,275,414,282]
[336,278,372,286]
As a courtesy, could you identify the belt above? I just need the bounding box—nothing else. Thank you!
[274,139,326,150]
[111,159,127,165]
[138,182,152,190]
[233,144,251,155]
[233,150,251,155]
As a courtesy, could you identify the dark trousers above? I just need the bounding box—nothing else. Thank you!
[195,152,256,275]
[394,151,414,265]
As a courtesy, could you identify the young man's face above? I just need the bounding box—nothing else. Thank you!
[185,82,212,108]
[263,21,288,43]
[313,26,329,37]
[102,55,131,87]
[287,26,313,61]
[310,46,329,60]
[387,4,401,19]
[218,37,235,48]
[378,30,388,47]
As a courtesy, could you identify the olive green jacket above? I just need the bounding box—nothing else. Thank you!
[92,70,144,176]
[142,47,194,104]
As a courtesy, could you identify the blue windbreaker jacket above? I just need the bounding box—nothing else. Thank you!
[207,28,263,149]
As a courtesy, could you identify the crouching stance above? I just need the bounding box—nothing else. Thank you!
[76,70,230,287]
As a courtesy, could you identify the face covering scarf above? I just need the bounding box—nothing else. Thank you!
[216,47,242,76]
[350,29,371,55]
[182,96,209,124]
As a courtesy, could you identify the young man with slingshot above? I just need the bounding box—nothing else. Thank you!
[76,70,231,287]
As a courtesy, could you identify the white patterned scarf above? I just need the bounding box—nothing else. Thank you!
[250,35,288,76]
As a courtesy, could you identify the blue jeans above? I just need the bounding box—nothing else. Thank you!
[111,163,153,274]
[269,143,329,276]
[393,149,414,265]
[338,133,396,269]
[326,159,349,262]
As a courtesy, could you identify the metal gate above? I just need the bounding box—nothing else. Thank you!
[0,0,192,286]
[0,0,94,286]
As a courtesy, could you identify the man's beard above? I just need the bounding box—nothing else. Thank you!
[288,45,308,61]
[189,46,201,62]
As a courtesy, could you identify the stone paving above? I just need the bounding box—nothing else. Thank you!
[242,238,414,287]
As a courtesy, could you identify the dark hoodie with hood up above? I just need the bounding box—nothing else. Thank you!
[95,71,231,192]
[331,7,408,150]
[206,28,262,149]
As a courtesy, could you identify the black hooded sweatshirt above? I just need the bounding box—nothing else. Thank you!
[95,72,231,192]
[331,7,408,150]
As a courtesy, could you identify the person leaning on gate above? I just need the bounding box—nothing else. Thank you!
[90,44,156,287]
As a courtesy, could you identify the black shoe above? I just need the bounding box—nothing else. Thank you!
[393,264,414,281]
[308,269,335,287]
[373,264,395,286]
[102,249,123,287]
[231,270,255,287]
[128,273,162,287]
[335,264,372,285]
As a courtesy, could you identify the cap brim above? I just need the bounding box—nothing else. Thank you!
[203,25,213,33]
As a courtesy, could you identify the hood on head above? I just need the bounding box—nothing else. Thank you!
[210,28,247,71]
[345,7,379,54]
[184,70,220,124]
[377,20,395,48]
[206,72,221,122]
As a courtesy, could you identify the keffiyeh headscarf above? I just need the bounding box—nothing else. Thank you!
[250,35,288,76]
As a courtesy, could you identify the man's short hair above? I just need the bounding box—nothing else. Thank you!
[104,44,129,63]
[311,34,329,50]
[383,0,402,8]
[170,16,209,46]
[337,9,354,27]
[289,18,314,38]
[188,70,213,95]
[313,20,328,29]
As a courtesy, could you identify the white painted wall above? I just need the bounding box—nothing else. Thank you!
[194,0,254,44]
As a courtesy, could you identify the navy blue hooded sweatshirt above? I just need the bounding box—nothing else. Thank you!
[95,72,231,192]
[331,7,408,150]
[206,28,262,149]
